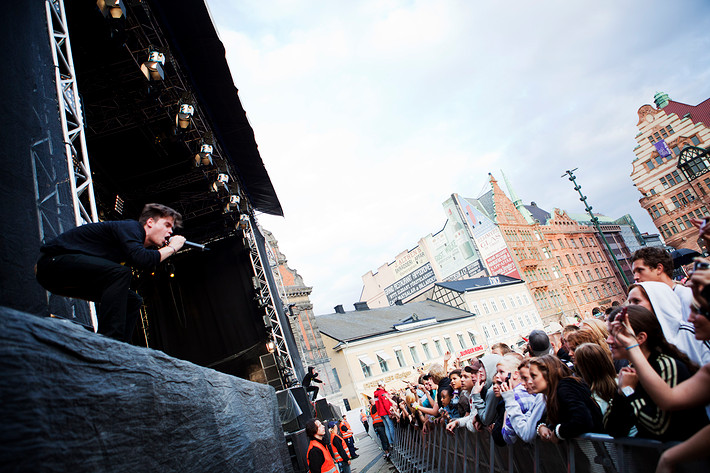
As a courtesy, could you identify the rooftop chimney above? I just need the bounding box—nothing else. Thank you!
[334,304,345,314]
[354,302,370,311]
[394,300,404,306]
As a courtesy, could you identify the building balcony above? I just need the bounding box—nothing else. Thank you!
[528,280,549,290]
[519,258,538,268]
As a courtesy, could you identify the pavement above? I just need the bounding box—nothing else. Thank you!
[349,431,398,473]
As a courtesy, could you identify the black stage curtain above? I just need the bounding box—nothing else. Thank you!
[138,234,266,377]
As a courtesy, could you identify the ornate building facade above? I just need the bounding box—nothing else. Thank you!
[631,92,710,251]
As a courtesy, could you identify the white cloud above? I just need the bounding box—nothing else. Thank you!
[207,0,710,314]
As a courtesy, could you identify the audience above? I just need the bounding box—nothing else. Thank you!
[496,354,537,444]
[572,342,616,416]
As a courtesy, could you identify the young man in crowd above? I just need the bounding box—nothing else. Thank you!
[339,415,357,458]
[369,397,390,459]
[374,381,395,445]
[631,247,693,321]
[329,421,351,473]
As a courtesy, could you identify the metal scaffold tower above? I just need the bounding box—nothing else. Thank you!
[45,0,99,227]
[244,217,299,388]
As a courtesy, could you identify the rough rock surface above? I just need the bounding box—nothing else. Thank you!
[0,306,292,472]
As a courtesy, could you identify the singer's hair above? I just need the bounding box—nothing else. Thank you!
[139,203,182,228]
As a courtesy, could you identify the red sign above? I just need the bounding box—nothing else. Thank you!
[459,345,485,357]
[485,248,521,279]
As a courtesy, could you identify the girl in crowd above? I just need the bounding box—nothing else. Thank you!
[530,355,603,442]
[472,354,501,426]
[627,282,709,366]
[604,306,707,441]
[612,279,710,472]
[572,342,617,415]
[498,360,546,443]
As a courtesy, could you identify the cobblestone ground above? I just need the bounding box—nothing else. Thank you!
[349,431,398,473]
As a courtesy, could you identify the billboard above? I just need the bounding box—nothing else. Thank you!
[384,263,438,305]
[453,195,521,279]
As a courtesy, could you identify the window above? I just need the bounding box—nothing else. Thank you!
[422,342,432,359]
[692,136,701,146]
[517,295,523,306]
[574,291,582,304]
[500,297,507,310]
[472,303,480,315]
[500,321,508,333]
[444,337,454,353]
[433,339,443,356]
[482,325,490,338]
[602,285,609,296]
[586,270,593,281]
[457,333,466,349]
[522,294,530,304]
[360,360,372,378]
[509,296,516,308]
[575,272,582,283]
[671,195,680,209]
[524,313,532,325]
[409,346,420,364]
[518,315,525,327]
[548,240,555,249]
[509,318,516,331]
[580,238,586,247]
[377,354,389,373]
[578,253,585,264]
[566,255,574,265]
[566,274,572,285]
[660,177,669,189]
[468,331,477,346]
[492,324,499,336]
[646,160,655,170]
[558,239,565,248]
[557,256,564,268]
[673,145,681,157]
[667,125,674,135]
[655,155,664,165]
[490,299,498,312]
[587,251,594,262]
[394,348,405,368]
[595,268,601,279]
[482,302,490,314]
[583,291,589,302]
[570,239,577,248]
[594,286,601,299]
[676,217,686,231]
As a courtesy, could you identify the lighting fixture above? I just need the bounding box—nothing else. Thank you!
[194,134,214,166]
[266,340,275,353]
[211,173,229,193]
[238,214,250,230]
[114,195,124,215]
[225,194,240,213]
[97,0,126,19]
[176,102,194,129]
[140,49,165,81]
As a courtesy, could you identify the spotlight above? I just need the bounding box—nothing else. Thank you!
[165,263,176,278]
[114,195,124,215]
[97,0,126,19]
[140,49,165,81]
[176,102,194,129]
[238,214,250,230]
[211,173,229,193]
[194,141,213,167]
[266,340,275,353]
[224,194,240,213]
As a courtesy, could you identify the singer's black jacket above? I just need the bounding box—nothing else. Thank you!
[40,220,160,269]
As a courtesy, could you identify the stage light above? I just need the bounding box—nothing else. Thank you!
[194,142,213,167]
[97,0,126,19]
[211,173,229,193]
[166,262,176,278]
[140,49,165,81]
[238,214,250,230]
[114,195,124,215]
[176,102,194,129]
[266,340,275,353]
[224,194,240,213]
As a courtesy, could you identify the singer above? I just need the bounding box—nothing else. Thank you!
[35,203,186,342]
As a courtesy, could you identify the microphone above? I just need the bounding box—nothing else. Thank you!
[169,237,209,251]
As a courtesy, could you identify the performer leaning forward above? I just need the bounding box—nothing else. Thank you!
[35,203,186,342]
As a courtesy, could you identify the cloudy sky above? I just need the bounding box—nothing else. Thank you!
[205,0,710,315]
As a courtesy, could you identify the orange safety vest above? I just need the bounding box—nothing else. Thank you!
[307,439,338,473]
[330,432,350,463]
[371,408,382,424]
[360,413,367,423]
[341,421,353,439]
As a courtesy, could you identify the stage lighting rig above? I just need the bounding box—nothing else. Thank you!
[211,173,229,193]
[194,134,214,167]
[140,48,165,81]
[224,194,240,213]
[238,214,250,230]
[176,97,194,130]
[97,0,126,19]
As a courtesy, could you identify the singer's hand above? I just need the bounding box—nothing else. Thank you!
[169,235,186,251]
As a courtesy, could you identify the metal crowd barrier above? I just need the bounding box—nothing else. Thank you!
[381,423,708,473]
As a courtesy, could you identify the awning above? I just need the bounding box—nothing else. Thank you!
[467,329,480,336]
[375,350,392,361]
[358,355,375,365]
[419,339,428,344]
[407,342,417,348]
[392,345,402,351]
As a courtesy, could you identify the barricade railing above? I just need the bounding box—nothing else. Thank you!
[381,422,708,473]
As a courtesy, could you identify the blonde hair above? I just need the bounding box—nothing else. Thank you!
[497,354,523,373]
[428,363,446,383]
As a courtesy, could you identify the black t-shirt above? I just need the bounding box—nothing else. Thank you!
[41,220,160,269]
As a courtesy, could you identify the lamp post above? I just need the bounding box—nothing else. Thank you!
[562,169,630,286]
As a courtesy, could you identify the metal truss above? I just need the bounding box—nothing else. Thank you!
[244,218,298,388]
[46,0,99,227]
[45,0,99,330]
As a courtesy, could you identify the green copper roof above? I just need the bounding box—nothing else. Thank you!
[654,92,670,109]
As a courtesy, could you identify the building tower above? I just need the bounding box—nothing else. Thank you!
[631,93,710,251]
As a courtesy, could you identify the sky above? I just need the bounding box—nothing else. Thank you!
[204,0,710,316]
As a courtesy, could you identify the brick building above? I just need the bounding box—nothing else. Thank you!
[631,93,710,251]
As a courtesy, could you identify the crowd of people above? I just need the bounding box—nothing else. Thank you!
[340,241,710,473]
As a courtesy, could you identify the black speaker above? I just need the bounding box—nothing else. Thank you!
[279,387,314,433]
[314,398,334,421]
[284,428,309,473]
[260,353,284,391]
